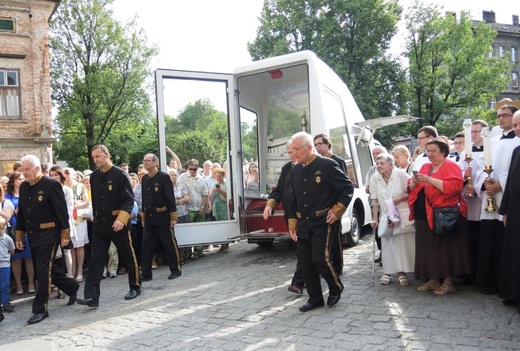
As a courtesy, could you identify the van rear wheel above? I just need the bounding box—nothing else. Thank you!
[345,208,360,247]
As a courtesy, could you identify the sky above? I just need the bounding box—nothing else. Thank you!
[111,0,518,73]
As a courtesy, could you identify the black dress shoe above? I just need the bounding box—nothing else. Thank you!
[168,272,181,280]
[481,288,498,295]
[124,289,141,300]
[299,301,324,312]
[76,298,99,308]
[27,311,49,324]
[140,274,152,282]
[288,285,303,295]
[503,299,519,306]
[327,293,341,306]
[67,296,77,306]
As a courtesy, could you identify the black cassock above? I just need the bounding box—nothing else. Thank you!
[499,145,520,303]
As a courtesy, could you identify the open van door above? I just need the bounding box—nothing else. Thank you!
[155,69,241,247]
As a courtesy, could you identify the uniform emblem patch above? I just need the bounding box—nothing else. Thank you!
[316,176,321,184]
[155,186,159,192]
[38,195,43,202]
[108,185,112,191]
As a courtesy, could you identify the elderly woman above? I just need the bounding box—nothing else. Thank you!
[408,138,471,295]
[209,167,230,252]
[370,153,415,286]
[392,145,414,176]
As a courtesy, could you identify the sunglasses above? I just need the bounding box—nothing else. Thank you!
[189,168,198,171]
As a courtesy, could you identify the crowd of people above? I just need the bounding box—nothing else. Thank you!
[2,105,520,323]
[0,146,230,324]
[368,105,520,312]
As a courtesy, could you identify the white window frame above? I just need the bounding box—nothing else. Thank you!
[0,69,21,119]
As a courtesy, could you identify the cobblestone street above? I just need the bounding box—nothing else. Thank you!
[1,233,519,350]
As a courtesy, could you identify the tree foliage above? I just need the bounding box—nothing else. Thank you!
[405,2,512,136]
[248,0,405,116]
[247,0,407,147]
[164,99,229,165]
[50,0,158,170]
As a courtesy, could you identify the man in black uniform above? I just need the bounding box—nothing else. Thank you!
[77,145,141,308]
[262,141,305,294]
[16,155,79,324]
[313,133,347,276]
[288,132,354,312]
[140,153,181,281]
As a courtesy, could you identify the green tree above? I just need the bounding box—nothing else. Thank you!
[165,99,228,164]
[405,2,512,136]
[50,0,158,170]
[247,0,406,122]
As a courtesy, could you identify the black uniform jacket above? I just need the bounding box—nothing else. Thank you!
[330,154,347,175]
[141,169,178,226]
[288,155,354,239]
[15,174,70,247]
[266,161,294,215]
[90,163,134,229]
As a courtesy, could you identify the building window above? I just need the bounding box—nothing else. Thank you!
[513,72,519,89]
[512,47,518,62]
[0,18,15,32]
[499,46,505,57]
[0,69,21,119]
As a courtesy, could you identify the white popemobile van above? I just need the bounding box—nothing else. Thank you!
[155,50,416,249]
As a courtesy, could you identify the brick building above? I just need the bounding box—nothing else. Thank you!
[476,11,520,102]
[0,0,59,175]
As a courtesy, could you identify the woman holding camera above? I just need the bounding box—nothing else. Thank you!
[408,138,470,295]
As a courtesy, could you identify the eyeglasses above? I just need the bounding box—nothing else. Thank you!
[497,113,513,118]
[189,168,198,171]
[314,142,324,147]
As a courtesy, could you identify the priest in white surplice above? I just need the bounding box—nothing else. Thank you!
[474,105,520,294]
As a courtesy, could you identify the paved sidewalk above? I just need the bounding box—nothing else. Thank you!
[1,234,519,350]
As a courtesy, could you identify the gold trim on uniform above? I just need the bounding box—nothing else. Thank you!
[116,211,131,225]
[15,230,25,242]
[266,198,278,211]
[331,203,347,219]
[40,222,56,229]
[60,228,71,241]
[156,206,167,212]
[170,211,179,222]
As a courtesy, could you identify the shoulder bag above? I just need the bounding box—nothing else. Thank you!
[432,206,460,235]
[423,166,461,236]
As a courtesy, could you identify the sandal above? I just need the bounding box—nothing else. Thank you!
[416,282,440,292]
[379,274,391,285]
[398,275,409,287]
[75,275,83,283]
[433,284,456,296]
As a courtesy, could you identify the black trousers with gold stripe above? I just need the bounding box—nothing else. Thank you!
[84,223,141,302]
[141,224,181,279]
[31,243,79,314]
[297,220,343,304]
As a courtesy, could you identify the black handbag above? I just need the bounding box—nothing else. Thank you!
[432,207,460,235]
